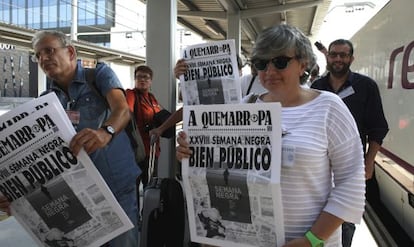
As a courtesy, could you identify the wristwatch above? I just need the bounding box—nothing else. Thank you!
[305,230,324,247]
[101,125,115,138]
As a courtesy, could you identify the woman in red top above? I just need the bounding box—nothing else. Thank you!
[126,65,162,187]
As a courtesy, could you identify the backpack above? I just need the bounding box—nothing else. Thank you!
[85,68,146,164]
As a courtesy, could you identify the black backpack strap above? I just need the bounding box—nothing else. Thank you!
[85,68,109,108]
[246,74,256,95]
[85,68,110,126]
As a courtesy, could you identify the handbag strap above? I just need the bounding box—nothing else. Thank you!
[132,90,139,116]
[246,74,256,95]
[137,91,157,113]
[136,91,161,126]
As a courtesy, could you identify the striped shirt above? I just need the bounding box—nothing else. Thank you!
[245,90,366,246]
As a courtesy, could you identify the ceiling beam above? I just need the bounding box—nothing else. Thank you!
[177,17,211,39]
[177,11,226,20]
[178,0,226,38]
[307,5,319,36]
[216,0,240,12]
[176,1,325,28]
[241,0,324,19]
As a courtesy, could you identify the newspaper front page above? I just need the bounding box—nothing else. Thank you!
[179,39,242,105]
[182,103,285,247]
[0,93,133,247]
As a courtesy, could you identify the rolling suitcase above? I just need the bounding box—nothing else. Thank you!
[139,139,185,247]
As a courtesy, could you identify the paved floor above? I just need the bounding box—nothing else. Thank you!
[0,216,38,247]
[352,218,378,247]
[0,214,378,247]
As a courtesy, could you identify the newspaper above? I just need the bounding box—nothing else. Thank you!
[182,103,285,247]
[179,39,242,105]
[0,93,133,247]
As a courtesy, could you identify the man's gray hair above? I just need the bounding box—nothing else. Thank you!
[32,30,72,48]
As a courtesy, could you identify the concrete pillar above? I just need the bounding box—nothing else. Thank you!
[227,10,241,55]
[146,0,177,178]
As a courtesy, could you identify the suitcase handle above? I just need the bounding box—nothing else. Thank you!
[148,134,157,183]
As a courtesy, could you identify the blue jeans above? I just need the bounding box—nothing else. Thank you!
[342,222,355,247]
[107,185,139,247]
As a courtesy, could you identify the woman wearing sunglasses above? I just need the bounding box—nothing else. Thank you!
[176,24,365,247]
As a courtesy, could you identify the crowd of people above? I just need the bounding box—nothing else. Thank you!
[0,22,388,247]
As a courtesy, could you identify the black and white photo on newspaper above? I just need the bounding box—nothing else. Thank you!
[0,93,133,247]
[179,39,242,105]
[182,103,285,247]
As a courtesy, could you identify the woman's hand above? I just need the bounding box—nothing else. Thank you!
[174,59,188,79]
[282,237,311,247]
[149,127,162,143]
[176,131,192,161]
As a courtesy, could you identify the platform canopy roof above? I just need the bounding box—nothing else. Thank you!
[173,0,332,58]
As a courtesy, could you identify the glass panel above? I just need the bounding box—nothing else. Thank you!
[78,0,87,25]
[11,0,18,23]
[42,0,58,28]
[17,0,25,26]
[0,1,10,23]
[28,6,41,29]
[59,1,71,28]
[85,0,95,25]
[97,0,106,25]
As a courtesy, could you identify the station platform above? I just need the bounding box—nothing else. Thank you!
[0,214,379,247]
[0,216,37,247]
[352,217,378,247]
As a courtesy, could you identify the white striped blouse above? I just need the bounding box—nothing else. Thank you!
[247,90,366,246]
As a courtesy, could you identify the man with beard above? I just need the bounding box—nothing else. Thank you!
[311,39,389,247]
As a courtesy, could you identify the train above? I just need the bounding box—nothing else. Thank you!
[350,0,414,242]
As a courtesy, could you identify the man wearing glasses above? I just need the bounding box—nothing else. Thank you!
[311,39,389,247]
[31,30,141,247]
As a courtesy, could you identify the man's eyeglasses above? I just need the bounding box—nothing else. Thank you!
[253,56,297,71]
[135,74,151,80]
[31,47,67,63]
[327,52,351,59]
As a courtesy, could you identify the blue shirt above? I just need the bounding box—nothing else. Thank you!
[47,61,141,195]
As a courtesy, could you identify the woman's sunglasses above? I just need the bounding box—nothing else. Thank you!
[253,56,297,71]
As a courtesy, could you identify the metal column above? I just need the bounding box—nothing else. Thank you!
[227,10,241,55]
[146,0,177,178]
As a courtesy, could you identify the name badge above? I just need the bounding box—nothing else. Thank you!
[282,145,295,167]
[338,86,355,99]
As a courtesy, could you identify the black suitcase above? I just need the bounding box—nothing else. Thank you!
[139,140,185,247]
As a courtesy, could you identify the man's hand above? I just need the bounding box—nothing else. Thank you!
[69,128,111,155]
[365,158,375,180]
